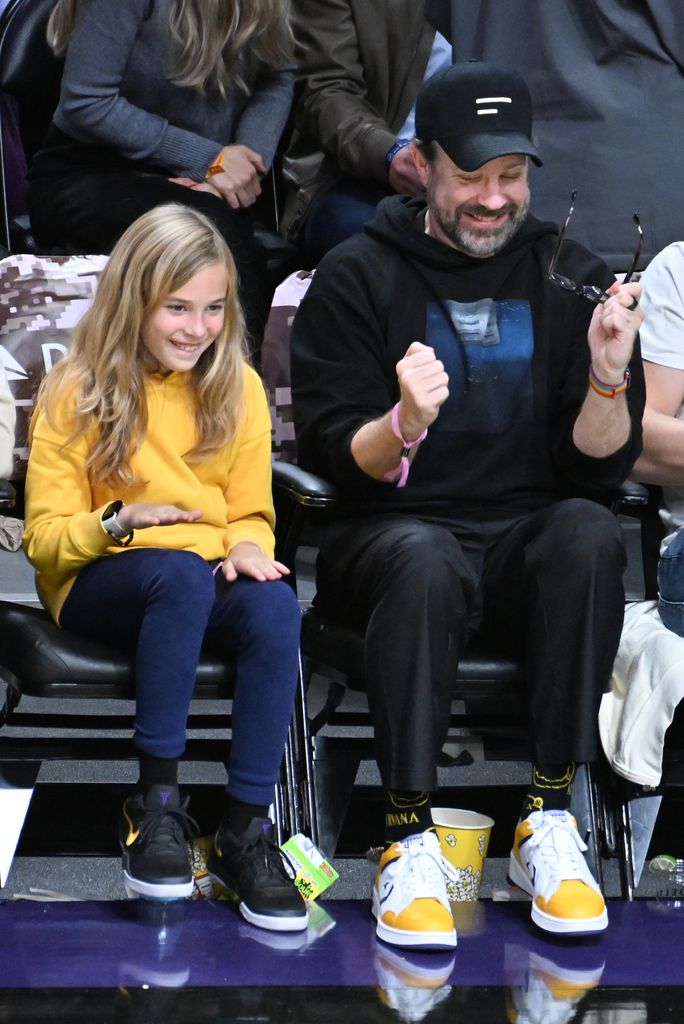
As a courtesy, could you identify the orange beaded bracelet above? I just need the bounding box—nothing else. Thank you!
[206,152,224,178]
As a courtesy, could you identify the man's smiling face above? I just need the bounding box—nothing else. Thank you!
[416,144,530,258]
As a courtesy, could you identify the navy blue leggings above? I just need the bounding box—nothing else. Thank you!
[60,549,301,805]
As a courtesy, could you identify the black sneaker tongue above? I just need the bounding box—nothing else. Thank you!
[144,785,182,811]
[241,817,273,842]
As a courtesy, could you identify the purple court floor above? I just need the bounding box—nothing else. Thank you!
[2,897,684,1022]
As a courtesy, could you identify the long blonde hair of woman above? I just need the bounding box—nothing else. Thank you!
[35,204,248,490]
[48,0,293,95]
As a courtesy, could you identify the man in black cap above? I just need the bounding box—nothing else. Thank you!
[424,0,684,270]
[291,62,644,949]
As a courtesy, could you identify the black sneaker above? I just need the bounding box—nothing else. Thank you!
[119,785,197,899]
[207,817,308,932]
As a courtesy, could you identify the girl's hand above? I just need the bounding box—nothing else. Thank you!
[221,541,290,582]
[115,503,203,532]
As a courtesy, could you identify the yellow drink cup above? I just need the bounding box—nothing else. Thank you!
[431,807,495,902]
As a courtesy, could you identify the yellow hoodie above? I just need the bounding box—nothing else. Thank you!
[23,365,275,622]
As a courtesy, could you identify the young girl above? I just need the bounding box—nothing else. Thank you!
[23,204,306,932]
[27,0,294,346]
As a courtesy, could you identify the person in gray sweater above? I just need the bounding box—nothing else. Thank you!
[27,0,294,347]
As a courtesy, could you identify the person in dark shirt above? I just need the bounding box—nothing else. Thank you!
[292,62,644,950]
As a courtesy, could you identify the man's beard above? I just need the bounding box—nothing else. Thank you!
[427,187,530,258]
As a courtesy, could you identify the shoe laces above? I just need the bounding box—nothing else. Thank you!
[243,830,296,888]
[523,812,592,902]
[138,799,198,853]
[387,834,451,909]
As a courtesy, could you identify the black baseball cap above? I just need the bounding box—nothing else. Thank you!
[415,61,542,171]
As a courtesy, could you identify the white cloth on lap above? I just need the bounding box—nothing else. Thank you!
[600,600,684,787]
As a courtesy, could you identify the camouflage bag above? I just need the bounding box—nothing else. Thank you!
[0,253,107,478]
[261,269,314,464]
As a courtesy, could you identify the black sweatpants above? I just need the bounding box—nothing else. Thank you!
[314,498,627,791]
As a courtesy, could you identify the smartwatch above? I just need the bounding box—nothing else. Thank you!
[101,500,134,546]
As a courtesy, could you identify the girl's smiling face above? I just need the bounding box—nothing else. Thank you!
[141,262,229,373]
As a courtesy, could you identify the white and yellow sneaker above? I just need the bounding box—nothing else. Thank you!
[372,830,457,950]
[508,810,608,935]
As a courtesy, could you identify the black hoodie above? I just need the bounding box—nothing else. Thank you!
[291,195,644,519]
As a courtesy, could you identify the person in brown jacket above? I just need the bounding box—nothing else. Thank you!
[282,0,448,262]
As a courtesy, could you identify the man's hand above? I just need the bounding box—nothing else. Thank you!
[349,342,448,480]
[221,541,290,582]
[388,146,424,197]
[396,341,450,439]
[587,281,644,383]
[115,503,203,531]
[207,145,267,209]
[573,281,643,458]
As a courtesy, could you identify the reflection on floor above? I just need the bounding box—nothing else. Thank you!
[2,897,684,1021]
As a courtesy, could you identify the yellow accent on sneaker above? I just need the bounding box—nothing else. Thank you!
[123,809,139,847]
[382,893,455,934]
[373,833,457,950]
[509,810,607,935]
[514,820,604,920]
[536,878,606,922]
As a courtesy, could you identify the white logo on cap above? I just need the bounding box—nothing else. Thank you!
[476,96,512,116]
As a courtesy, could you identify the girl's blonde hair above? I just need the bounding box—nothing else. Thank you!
[48,0,293,95]
[36,204,248,489]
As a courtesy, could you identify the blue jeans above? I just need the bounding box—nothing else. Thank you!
[658,528,684,636]
[60,549,301,805]
[302,178,392,264]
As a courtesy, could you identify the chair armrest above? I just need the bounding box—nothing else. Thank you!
[0,480,16,511]
[272,461,339,510]
[613,480,662,600]
[272,468,653,520]
[616,479,651,509]
[272,463,339,573]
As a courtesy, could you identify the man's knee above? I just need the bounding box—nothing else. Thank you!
[537,499,625,568]
[378,522,472,594]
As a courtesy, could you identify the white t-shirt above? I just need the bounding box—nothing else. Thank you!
[639,241,684,548]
